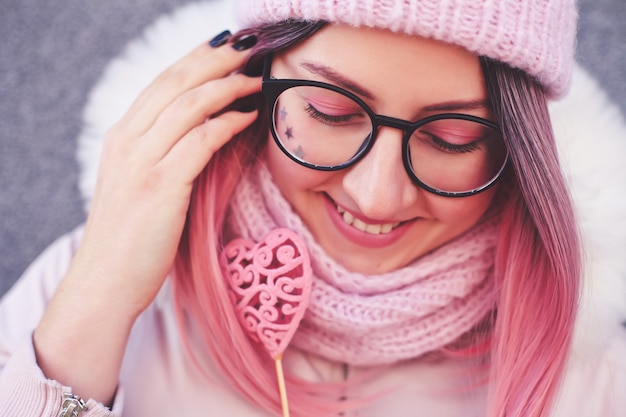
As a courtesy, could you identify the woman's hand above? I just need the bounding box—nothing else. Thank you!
[33,33,260,405]
[82,33,260,311]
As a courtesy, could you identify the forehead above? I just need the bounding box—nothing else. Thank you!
[275,24,487,115]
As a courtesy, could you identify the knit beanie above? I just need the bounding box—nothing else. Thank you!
[236,0,578,98]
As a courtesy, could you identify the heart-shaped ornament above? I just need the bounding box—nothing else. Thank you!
[222,228,312,359]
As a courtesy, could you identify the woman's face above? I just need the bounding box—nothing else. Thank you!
[266,24,498,274]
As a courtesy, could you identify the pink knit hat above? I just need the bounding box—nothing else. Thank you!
[236,0,577,98]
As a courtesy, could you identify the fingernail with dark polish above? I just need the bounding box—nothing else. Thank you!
[231,35,257,51]
[209,30,231,47]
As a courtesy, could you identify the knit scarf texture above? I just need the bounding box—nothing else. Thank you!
[226,159,499,366]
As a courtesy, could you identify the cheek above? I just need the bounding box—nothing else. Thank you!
[424,187,497,227]
[266,135,334,198]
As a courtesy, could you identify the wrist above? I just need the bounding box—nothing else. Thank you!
[65,248,161,318]
[33,267,139,405]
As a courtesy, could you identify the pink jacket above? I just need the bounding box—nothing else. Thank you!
[1,226,625,417]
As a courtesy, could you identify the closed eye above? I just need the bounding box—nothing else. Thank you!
[423,132,482,153]
[304,104,364,125]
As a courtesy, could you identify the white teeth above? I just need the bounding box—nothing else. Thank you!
[342,210,354,224]
[352,218,368,232]
[380,223,393,234]
[336,205,399,235]
[365,224,382,235]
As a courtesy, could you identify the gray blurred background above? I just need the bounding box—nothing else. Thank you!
[1,0,625,297]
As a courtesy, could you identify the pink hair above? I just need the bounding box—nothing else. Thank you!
[172,23,581,417]
[173,22,354,416]
[482,57,581,417]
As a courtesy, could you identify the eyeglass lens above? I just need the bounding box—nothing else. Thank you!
[271,85,507,194]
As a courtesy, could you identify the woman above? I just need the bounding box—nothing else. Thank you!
[1,0,624,416]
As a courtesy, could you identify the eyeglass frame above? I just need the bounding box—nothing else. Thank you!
[261,55,509,198]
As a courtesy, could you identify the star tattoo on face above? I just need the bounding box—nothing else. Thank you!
[284,126,294,140]
[293,145,305,159]
[280,107,287,121]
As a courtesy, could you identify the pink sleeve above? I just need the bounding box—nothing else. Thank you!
[0,226,124,416]
[0,337,124,416]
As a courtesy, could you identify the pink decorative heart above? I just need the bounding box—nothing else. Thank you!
[222,228,312,359]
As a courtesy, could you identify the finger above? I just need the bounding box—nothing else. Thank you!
[109,41,214,142]
[158,108,260,182]
[140,74,261,161]
[159,30,233,76]
[117,34,258,138]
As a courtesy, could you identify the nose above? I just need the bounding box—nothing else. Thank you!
[342,127,420,219]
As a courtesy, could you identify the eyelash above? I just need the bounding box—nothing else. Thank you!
[423,133,481,153]
[305,104,355,124]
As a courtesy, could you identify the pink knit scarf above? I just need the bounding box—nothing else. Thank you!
[226,160,499,366]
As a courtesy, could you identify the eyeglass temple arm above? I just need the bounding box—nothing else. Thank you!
[262,54,273,79]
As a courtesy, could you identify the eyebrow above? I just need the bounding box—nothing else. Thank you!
[299,61,491,113]
[300,62,375,100]
[421,99,491,113]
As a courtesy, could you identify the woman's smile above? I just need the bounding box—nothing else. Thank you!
[336,204,401,235]
[324,194,411,248]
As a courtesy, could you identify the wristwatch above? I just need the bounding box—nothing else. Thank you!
[58,393,88,417]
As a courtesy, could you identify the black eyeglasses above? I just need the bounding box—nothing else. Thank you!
[261,56,508,197]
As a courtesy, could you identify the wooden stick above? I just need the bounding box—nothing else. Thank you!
[275,354,290,417]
